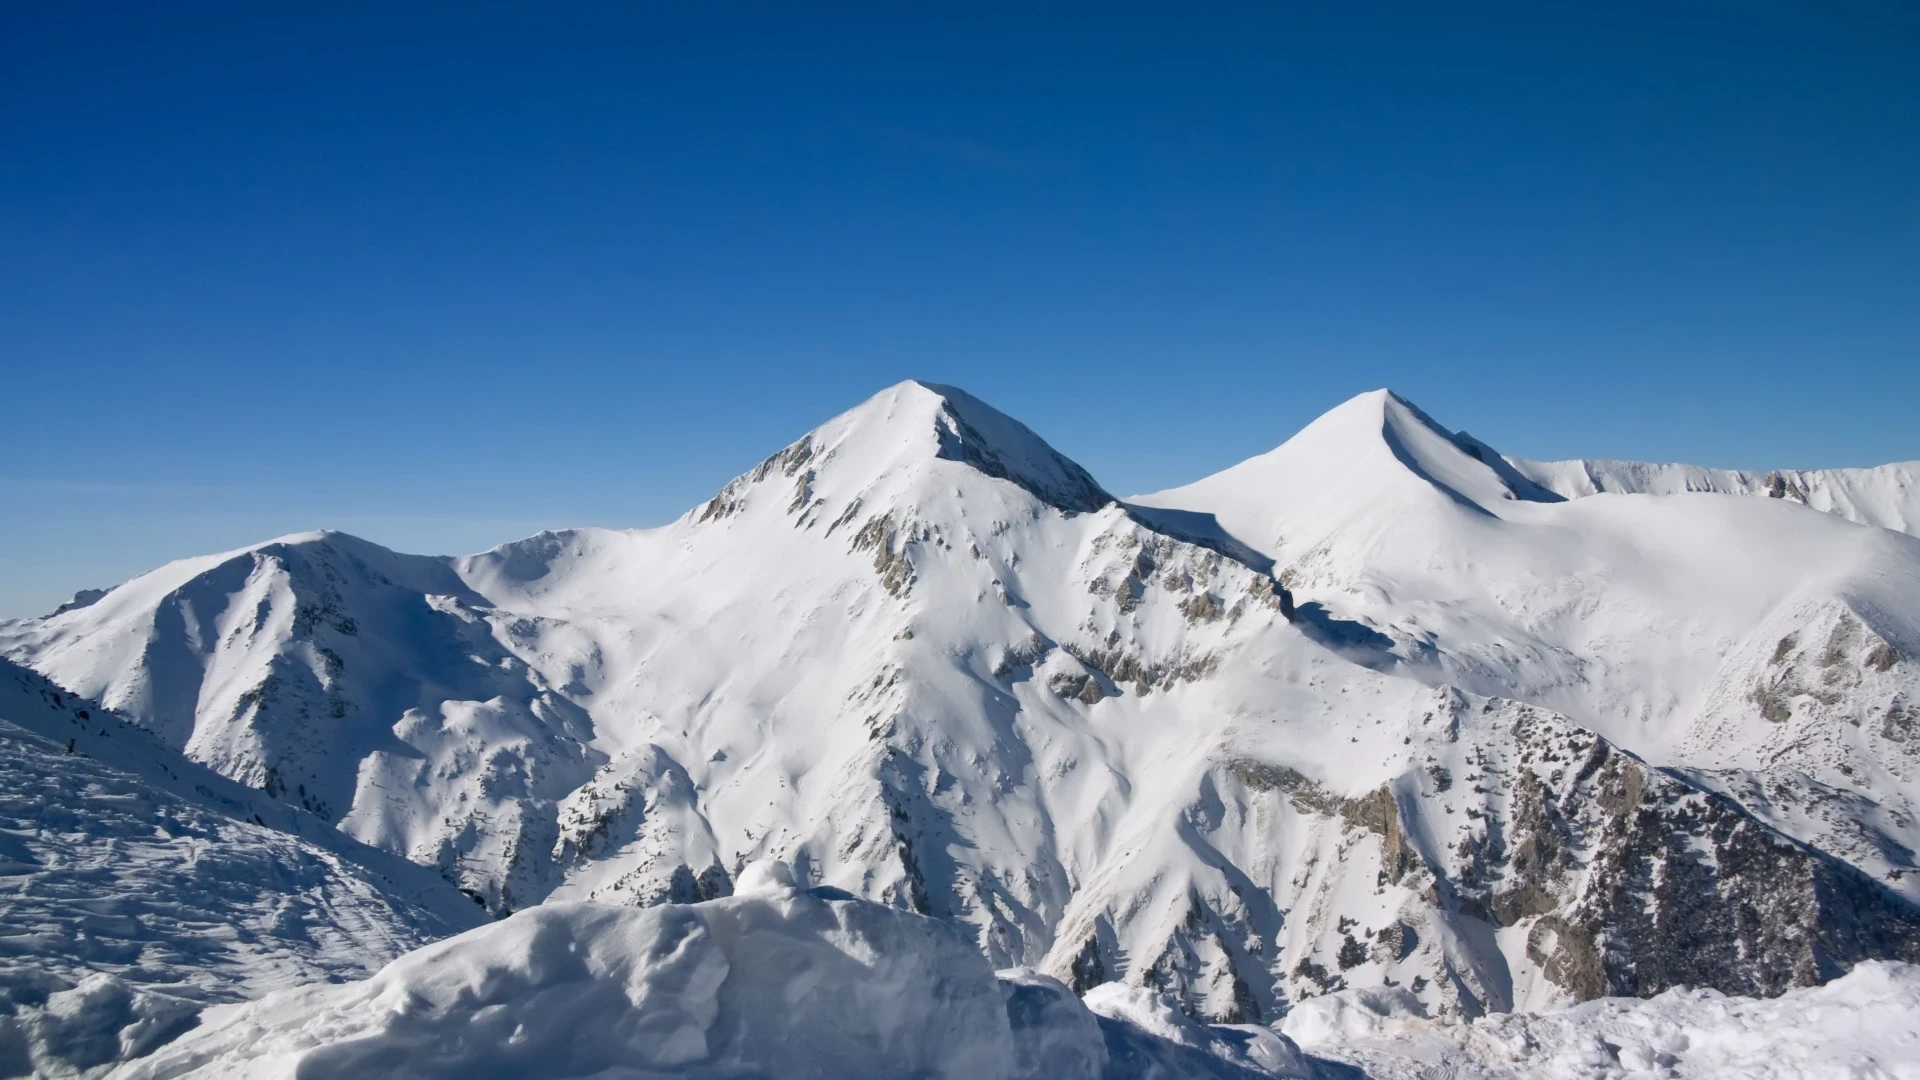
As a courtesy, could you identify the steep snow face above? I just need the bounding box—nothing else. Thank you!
[684,379,1114,525]
[1285,960,1920,1080]
[7,380,1920,1033]
[1131,390,1558,546]
[0,658,482,1079]
[110,888,1310,1080]
[1511,455,1920,538]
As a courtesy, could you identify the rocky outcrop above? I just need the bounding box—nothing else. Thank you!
[928,394,1113,515]
[1498,738,1920,1000]
[1170,692,1920,1019]
[697,436,817,523]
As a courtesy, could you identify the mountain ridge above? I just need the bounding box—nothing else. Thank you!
[1509,454,1920,538]
[4,381,1918,1041]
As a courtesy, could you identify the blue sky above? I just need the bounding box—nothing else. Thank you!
[3,3,1916,616]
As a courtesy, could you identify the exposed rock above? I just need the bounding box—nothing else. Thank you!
[698,437,817,522]
[1220,696,1920,1017]
[1047,670,1107,705]
[992,634,1052,678]
[927,392,1113,515]
[851,512,918,597]
[48,588,109,617]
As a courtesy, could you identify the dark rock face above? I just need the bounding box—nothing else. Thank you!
[850,512,918,597]
[1465,713,1920,1002]
[1506,747,1920,999]
[1064,932,1108,993]
[1217,697,1920,1018]
[663,862,735,904]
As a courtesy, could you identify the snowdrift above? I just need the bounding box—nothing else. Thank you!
[95,882,1920,1080]
[111,878,1309,1079]
[0,658,482,1080]
[1284,960,1920,1079]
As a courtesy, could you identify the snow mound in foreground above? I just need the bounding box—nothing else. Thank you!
[1285,960,1920,1079]
[112,883,1308,1079]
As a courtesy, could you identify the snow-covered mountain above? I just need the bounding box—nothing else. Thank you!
[1283,958,1920,1079]
[5,382,1919,1054]
[1136,390,1920,905]
[1509,454,1920,538]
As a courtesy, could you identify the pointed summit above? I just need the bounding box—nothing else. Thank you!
[911,381,1114,514]
[1364,390,1562,508]
[1138,388,1555,527]
[699,381,1113,523]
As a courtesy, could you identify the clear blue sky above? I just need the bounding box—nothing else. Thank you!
[4,3,1916,616]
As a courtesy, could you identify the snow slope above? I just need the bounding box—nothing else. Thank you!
[0,658,483,1078]
[6,381,1919,1040]
[92,880,1920,1080]
[1511,455,1920,537]
[1285,960,1920,1079]
[1136,390,1920,906]
[1132,390,1920,761]
[111,881,1309,1080]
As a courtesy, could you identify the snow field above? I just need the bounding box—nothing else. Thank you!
[110,880,1311,1079]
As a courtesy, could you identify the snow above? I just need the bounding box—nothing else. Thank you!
[1135,387,1920,906]
[1285,960,1920,1079]
[2,381,1918,1076]
[83,884,1920,1079]
[1082,983,1310,1078]
[111,887,1308,1079]
[1511,456,1920,538]
[0,658,483,1078]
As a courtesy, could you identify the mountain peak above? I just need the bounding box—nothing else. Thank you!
[913,382,1114,514]
[1263,387,1562,511]
[700,381,1114,522]
[1129,387,1563,557]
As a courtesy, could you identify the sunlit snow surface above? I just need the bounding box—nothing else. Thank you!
[1284,962,1920,1079]
[96,886,1920,1080]
[5,382,1920,1077]
[0,660,484,1078]
[1510,455,1920,539]
[109,881,1313,1080]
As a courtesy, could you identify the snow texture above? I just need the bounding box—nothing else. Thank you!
[110,886,1309,1079]
[1285,959,1920,1079]
[1510,455,1920,538]
[0,659,483,1078]
[87,887,1920,1079]
[4,381,1920,1077]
